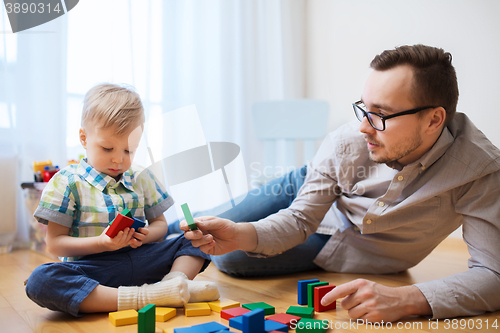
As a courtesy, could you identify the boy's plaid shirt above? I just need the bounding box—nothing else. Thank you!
[34,158,174,261]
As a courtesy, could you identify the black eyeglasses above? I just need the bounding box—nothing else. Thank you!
[352,101,439,131]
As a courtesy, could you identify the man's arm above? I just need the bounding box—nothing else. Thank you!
[413,170,500,319]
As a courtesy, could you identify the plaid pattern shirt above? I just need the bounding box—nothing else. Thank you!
[34,158,174,261]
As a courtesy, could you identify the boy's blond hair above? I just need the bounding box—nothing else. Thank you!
[81,83,145,135]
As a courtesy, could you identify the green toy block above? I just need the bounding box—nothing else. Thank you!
[181,203,197,230]
[307,282,328,308]
[138,304,156,333]
[242,301,275,315]
[121,208,132,217]
[295,318,327,333]
[286,306,314,318]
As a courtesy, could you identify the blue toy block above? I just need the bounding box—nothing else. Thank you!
[264,320,288,332]
[131,217,146,230]
[173,327,207,333]
[191,321,229,332]
[297,279,319,305]
[229,315,244,330]
[243,308,265,333]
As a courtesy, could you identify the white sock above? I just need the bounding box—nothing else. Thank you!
[162,271,220,303]
[117,276,189,311]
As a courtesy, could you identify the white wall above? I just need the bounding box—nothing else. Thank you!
[306,0,500,150]
[305,0,500,238]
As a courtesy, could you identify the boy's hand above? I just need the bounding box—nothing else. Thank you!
[99,226,135,251]
[129,227,149,248]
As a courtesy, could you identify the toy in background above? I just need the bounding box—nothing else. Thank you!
[32,156,83,182]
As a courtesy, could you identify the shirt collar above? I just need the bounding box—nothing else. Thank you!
[77,158,135,191]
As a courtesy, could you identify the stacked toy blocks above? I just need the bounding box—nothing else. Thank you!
[228,308,288,333]
[106,208,146,238]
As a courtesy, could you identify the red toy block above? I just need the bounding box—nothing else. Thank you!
[220,306,251,320]
[106,214,134,238]
[266,312,302,328]
[314,285,336,312]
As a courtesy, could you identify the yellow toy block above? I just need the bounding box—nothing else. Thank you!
[184,302,211,316]
[109,309,138,326]
[156,307,176,322]
[208,299,240,312]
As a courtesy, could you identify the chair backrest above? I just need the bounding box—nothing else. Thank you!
[251,99,329,182]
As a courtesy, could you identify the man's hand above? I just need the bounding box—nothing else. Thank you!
[181,216,258,255]
[321,279,432,322]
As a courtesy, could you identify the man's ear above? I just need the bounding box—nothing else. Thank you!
[426,107,446,135]
[79,128,87,148]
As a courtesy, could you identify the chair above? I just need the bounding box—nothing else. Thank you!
[251,99,329,186]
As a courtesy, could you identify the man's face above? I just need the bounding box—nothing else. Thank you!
[80,123,143,180]
[359,65,429,166]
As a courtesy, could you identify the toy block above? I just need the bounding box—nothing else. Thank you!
[121,208,133,217]
[314,285,336,312]
[243,308,265,333]
[106,213,134,237]
[242,302,275,315]
[307,282,328,308]
[208,299,240,312]
[155,307,176,322]
[138,304,156,333]
[266,312,302,328]
[192,321,230,332]
[221,306,251,320]
[295,318,327,333]
[173,327,207,333]
[229,315,244,330]
[181,203,198,230]
[264,319,288,332]
[108,309,138,326]
[286,306,314,318]
[184,302,211,316]
[131,217,146,230]
[297,279,319,305]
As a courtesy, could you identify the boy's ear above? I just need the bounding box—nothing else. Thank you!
[79,128,87,148]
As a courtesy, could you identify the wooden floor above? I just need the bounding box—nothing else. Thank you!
[1,238,499,333]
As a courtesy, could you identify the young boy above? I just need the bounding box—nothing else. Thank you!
[25,83,218,317]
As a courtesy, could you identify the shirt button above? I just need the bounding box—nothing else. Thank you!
[366,219,372,224]
[378,201,385,207]
[398,175,404,181]
[118,207,123,212]
[354,226,360,231]
[421,166,426,170]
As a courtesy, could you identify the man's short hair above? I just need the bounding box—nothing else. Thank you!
[81,83,145,135]
[370,44,459,126]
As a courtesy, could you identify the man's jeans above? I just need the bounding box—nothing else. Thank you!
[169,165,330,277]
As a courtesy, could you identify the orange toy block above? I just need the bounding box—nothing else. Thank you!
[156,307,176,322]
[314,285,336,312]
[184,302,211,316]
[109,309,138,326]
[208,299,240,312]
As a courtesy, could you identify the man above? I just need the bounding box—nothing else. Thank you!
[180,44,500,322]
